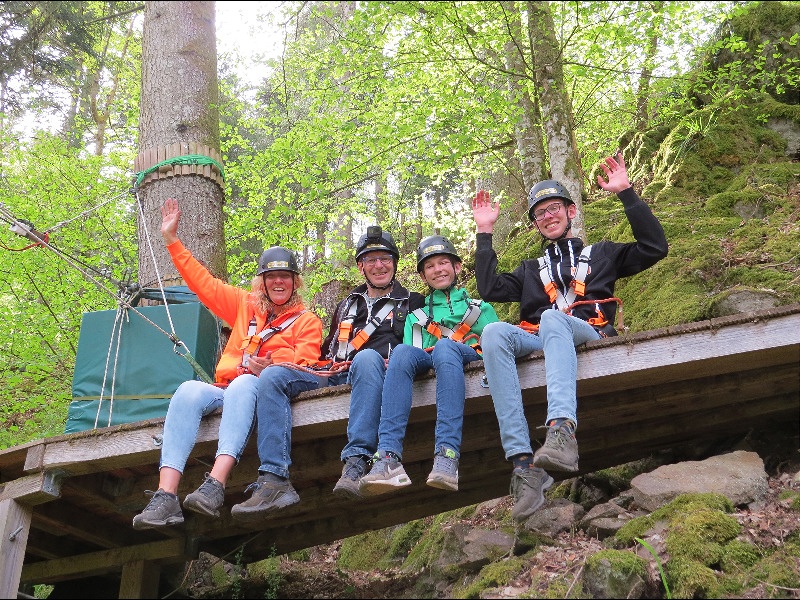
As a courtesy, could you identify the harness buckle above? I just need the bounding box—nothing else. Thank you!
[351,329,370,350]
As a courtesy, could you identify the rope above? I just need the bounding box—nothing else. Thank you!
[134,154,226,188]
[563,297,625,331]
[43,189,131,233]
[266,361,352,377]
[95,305,126,429]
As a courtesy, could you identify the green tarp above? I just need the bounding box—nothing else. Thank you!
[66,301,220,433]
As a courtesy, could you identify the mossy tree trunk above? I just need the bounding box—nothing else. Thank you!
[527,0,585,240]
[137,0,226,287]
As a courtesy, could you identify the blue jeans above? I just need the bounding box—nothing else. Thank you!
[255,349,388,476]
[377,339,481,460]
[160,375,259,473]
[338,349,388,461]
[480,309,601,459]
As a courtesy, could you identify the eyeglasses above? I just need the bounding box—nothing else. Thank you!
[362,255,394,267]
[532,202,564,221]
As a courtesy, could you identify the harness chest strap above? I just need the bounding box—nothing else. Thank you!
[410,299,483,349]
[335,298,399,361]
[537,244,593,311]
[241,310,307,369]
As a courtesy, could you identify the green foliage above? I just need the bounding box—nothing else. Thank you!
[452,557,526,599]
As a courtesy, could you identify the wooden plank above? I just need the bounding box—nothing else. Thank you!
[20,538,188,584]
[0,498,32,598]
[0,471,62,506]
[119,559,160,599]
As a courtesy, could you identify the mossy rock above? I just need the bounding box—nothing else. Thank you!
[667,557,721,599]
[747,548,800,589]
[583,549,648,599]
[451,557,526,599]
[720,539,762,571]
[337,528,390,571]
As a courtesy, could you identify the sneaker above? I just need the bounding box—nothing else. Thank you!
[132,489,184,530]
[510,467,554,522]
[533,420,579,472]
[333,455,369,499]
[230,475,300,523]
[359,451,411,496]
[183,473,225,517]
[426,447,459,491]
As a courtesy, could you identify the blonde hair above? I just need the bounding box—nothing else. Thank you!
[249,273,304,315]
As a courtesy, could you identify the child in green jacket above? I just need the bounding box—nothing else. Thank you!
[360,235,498,495]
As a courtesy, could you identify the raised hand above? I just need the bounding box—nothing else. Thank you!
[597,152,632,194]
[472,190,500,234]
[161,198,181,245]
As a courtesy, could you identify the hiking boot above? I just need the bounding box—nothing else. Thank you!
[359,451,411,496]
[533,420,579,472]
[426,447,459,491]
[333,455,369,499]
[132,489,184,530]
[183,473,225,518]
[510,467,554,522]
[230,475,300,523]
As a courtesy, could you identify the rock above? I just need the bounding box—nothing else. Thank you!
[766,117,800,157]
[710,289,779,317]
[733,200,766,219]
[523,499,585,537]
[433,525,514,575]
[579,502,633,539]
[583,550,649,599]
[631,450,768,511]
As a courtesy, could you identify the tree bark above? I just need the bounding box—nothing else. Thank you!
[527,0,585,240]
[635,2,663,131]
[502,0,547,214]
[137,1,226,286]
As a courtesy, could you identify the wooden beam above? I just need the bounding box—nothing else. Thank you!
[20,538,189,584]
[119,559,160,599]
[0,498,32,598]
[0,471,62,506]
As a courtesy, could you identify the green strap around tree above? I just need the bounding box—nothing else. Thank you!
[134,154,227,188]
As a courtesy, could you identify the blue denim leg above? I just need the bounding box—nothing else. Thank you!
[480,321,543,459]
[255,366,323,478]
[538,309,601,425]
[377,344,433,459]
[340,349,387,460]
[215,373,259,462]
[160,380,225,473]
[430,338,481,457]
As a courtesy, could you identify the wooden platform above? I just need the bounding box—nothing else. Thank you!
[2,304,799,598]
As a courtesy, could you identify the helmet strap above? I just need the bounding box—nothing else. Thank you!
[538,217,572,243]
[365,275,395,291]
[263,273,295,307]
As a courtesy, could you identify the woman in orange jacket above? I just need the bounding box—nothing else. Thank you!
[133,198,322,529]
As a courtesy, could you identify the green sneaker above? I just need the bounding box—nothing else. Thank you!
[132,489,184,530]
[359,451,411,496]
[183,473,225,518]
[533,420,579,472]
[510,467,554,522]
[426,446,459,491]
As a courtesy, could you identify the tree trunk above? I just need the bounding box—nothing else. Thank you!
[137,0,225,287]
[527,0,585,240]
[502,0,547,214]
[635,2,663,131]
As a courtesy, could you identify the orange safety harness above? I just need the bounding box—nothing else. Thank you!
[334,296,400,361]
[240,310,307,372]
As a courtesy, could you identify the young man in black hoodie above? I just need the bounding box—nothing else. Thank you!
[471,153,668,522]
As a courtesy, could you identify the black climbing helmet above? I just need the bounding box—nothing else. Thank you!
[416,235,461,272]
[527,180,574,221]
[355,225,400,262]
[256,246,300,276]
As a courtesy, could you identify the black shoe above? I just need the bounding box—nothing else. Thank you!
[132,489,184,530]
[183,473,225,517]
[231,475,300,523]
[510,467,554,522]
[333,455,369,499]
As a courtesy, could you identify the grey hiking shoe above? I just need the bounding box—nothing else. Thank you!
[359,451,411,496]
[426,446,459,491]
[183,473,225,517]
[230,475,300,523]
[533,420,579,472]
[132,489,183,530]
[510,467,554,522]
[333,455,369,499]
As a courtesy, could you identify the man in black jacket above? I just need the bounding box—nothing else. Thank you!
[323,227,425,499]
[471,153,668,522]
